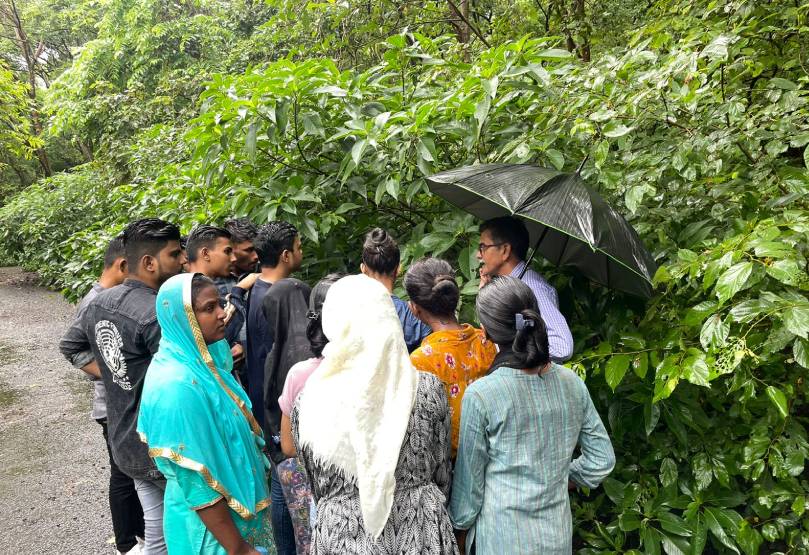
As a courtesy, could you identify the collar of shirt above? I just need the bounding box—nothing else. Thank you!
[123,277,157,292]
[509,260,529,278]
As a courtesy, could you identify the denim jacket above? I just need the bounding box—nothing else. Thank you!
[75,279,163,481]
[59,282,108,420]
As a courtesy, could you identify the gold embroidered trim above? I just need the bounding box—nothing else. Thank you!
[182,277,263,437]
[148,446,269,520]
[190,495,225,511]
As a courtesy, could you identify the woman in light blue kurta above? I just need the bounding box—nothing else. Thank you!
[138,273,272,554]
[450,277,615,554]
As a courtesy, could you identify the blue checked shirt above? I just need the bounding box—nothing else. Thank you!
[511,261,573,361]
[449,364,615,554]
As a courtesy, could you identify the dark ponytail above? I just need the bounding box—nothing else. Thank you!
[404,258,459,318]
[306,273,343,357]
[476,276,550,370]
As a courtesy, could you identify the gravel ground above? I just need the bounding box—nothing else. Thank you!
[0,267,113,554]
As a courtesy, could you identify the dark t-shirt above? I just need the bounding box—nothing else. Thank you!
[245,278,272,426]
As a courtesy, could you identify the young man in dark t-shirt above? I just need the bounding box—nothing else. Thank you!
[231,221,301,555]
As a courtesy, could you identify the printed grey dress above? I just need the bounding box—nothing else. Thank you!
[291,372,459,555]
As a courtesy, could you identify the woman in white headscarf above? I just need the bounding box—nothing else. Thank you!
[291,273,458,554]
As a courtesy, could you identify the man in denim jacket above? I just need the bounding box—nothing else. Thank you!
[70,218,185,555]
[60,235,146,555]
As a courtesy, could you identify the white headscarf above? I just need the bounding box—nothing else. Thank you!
[297,273,419,539]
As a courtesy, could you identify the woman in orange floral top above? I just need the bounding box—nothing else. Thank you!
[405,258,496,456]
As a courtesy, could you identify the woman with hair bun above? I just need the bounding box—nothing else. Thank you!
[405,258,496,457]
[449,276,615,555]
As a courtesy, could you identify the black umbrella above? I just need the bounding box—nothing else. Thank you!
[426,163,657,298]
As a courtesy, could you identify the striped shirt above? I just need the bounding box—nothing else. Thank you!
[449,364,615,554]
[511,261,573,361]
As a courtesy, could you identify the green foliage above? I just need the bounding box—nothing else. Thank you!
[0,164,118,295]
[1,0,808,552]
[0,61,38,166]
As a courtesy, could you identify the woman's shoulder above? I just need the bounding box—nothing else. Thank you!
[145,367,208,406]
[288,357,321,378]
[417,370,443,391]
[549,363,587,387]
[416,371,448,402]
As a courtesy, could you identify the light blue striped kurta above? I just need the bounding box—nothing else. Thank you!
[449,364,615,555]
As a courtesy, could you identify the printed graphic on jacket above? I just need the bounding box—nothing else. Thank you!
[94,320,132,390]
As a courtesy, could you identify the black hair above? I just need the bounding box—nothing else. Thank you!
[479,216,530,261]
[224,218,258,243]
[306,273,344,357]
[476,276,550,369]
[121,218,181,269]
[362,228,400,276]
[404,258,459,318]
[185,225,232,263]
[191,273,217,306]
[102,234,126,269]
[253,221,299,268]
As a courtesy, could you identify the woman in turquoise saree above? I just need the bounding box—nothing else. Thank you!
[138,273,273,555]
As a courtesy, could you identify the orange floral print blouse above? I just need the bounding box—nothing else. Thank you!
[410,323,497,455]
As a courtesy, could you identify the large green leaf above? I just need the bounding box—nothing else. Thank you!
[765,385,788,419]
[715,262,753,303]
[783,305,809,338]
[699,314,729,350]
[605,354,631,391]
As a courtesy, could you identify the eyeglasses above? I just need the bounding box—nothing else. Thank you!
[477,242,504,254]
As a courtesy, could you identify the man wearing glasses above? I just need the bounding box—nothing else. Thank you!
[477,216,573,362]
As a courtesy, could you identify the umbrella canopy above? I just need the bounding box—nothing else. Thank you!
[426,163,657,298]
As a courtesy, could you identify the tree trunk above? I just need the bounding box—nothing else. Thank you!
[2,0,52,176]
[77,137,94,162]
[573,0,590,62]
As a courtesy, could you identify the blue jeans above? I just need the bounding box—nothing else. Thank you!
[132,478,167,555]
[271,463,296,555]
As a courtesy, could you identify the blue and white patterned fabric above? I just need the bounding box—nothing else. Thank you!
[510,261,574,362]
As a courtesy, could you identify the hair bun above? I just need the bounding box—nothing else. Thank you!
[431,273,457,293]
[433,273,455,284]
[370,228,388,245]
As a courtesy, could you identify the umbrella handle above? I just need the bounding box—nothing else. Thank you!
[518,226,550,279]
[575,154,590,176]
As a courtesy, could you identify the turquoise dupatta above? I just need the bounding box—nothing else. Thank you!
[138,273,270,521]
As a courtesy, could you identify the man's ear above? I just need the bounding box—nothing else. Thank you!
[200,246,210,261]
[117,258,128,275]
[142,254,157,273]
[501,242,513,261]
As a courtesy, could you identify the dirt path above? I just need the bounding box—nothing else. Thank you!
[0,267,112,554]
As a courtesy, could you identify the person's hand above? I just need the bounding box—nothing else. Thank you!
[223,300,237,325]
[231,343,244,362]
[478,268,491,289]
[231,543,263,555]
[454,529,467,553]
[236,272,260,290]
